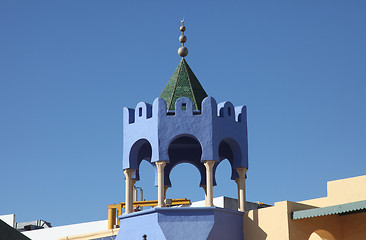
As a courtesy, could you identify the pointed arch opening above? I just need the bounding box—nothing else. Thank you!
[128,138,154,182]
[168,163,203,201]
[126,139,158,209]
[168,135,202,162]
[134,160,156,207]
[215,138,242,184]
[308,230,336,240]
[164,135,206,200]
[213,159,238,200]
[212,138,244,207]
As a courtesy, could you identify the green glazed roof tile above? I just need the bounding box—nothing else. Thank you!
[160,58,207,110]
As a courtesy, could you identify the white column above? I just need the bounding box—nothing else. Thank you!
[123,169,135,214]
[204,160,215,207]
[235,178,240,208]
[155,161,166,207]
[236,167,247,212]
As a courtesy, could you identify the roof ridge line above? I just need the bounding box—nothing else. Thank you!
[168,59,183,110]
[184,59,198,110]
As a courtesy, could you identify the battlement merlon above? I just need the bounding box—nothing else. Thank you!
[123,97,247,125]
[122,96,248,170]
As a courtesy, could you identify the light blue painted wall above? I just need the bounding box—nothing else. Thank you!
[116,210,165,239]
[116,207,244,240]
[123,97,248,186]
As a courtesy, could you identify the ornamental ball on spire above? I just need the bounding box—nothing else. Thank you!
[178,19,188,58]
[178,46,188,57]
[179,35,187,43]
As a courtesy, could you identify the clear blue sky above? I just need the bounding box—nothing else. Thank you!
[1,0,365,226]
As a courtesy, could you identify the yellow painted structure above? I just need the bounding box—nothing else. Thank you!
[299,175,366,207]
[107,198,191,229]
[244,175,366,240]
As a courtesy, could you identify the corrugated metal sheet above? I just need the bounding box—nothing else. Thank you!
[292,200,366,220]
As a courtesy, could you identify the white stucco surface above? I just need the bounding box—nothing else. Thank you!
[0,213,15,227]
[22,220,108,240]
[190,196,226,208]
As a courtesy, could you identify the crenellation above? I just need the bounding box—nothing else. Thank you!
[153,97,168,118]
[201,96,217,117]
[123,107,135,124]
[235,106,247,123]
[174,97,194,116]
[124,97,247,127]
[217,101,235,120]
[123,96,248,167]
[135,102,152,122]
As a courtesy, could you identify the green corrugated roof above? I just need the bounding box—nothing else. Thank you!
[292,200,366,220]
[160,58,208,110]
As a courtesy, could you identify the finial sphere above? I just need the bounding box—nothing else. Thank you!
[179,35,187,43]
[180,26,186,32]
[178,46,188,57]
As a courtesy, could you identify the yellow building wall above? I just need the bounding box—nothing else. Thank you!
[244,175,366,240]
[244,200,366,240]
[299,175,366,207]
[244,201,296,240]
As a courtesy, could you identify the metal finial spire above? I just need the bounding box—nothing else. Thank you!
[178,19,188,58]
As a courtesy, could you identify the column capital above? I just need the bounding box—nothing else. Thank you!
[123,168,135,178]
[155,161,167,173]
[236,167,248,177]
[204,160,216,168]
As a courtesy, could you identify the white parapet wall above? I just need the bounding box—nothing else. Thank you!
[190,196,239,211]
[22,220,108,240]
[0,214,15,227]
[190,196,264,211]
[191,196,226,208]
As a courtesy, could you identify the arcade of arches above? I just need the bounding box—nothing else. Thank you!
[123,136,247,214]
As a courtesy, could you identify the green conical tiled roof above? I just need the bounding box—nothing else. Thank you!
[160,58,208,110]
